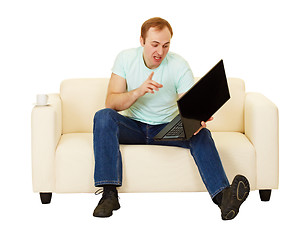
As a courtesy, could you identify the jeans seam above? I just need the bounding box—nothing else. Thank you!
[115,124,121,184]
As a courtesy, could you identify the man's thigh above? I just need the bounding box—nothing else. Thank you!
[111,111,146,144]
[95,108,146,144]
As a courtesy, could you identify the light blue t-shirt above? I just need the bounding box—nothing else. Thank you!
[112,47,194,125]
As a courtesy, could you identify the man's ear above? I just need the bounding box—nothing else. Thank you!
[140,36,145,46]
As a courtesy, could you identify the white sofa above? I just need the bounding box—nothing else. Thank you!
[31,77,279,204]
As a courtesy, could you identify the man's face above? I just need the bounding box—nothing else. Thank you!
[140,27,171,69]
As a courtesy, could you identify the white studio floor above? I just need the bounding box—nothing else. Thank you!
[1,185,304,239]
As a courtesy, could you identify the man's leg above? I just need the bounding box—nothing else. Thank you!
[189,129,250,220]
[93,108,146,217]
[150,126,249,220]
[93,108,146,187]
[149,126,229,199]
[188,128,230,198]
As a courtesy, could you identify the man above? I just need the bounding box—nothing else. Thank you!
[93,17,250,220]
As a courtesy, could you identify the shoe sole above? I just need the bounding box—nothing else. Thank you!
[223,175,250,220]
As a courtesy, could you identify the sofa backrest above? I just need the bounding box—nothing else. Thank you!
[60,78,245,134]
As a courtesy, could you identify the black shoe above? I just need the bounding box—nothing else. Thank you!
[93,190,120,218]
[219,175,250,220]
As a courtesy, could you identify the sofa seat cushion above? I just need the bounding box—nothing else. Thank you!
[55,132,255,193]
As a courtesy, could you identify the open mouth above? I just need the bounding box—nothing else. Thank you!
[153,56,162,61]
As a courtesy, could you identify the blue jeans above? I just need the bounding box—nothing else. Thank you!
[93,108,230,198]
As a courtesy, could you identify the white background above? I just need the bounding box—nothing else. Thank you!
[1,0,306,239]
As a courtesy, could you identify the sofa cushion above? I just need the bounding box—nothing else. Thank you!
[60,78,245,134]
[60,78,109,134]
[207,78,245,133]
[54,132,255,193]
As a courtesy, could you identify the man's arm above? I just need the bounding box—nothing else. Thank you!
[105,73,139,111]
[105,72,163,111]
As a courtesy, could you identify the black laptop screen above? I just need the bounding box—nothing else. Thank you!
[177,60,230,122]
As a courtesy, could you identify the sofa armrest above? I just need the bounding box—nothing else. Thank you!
[31,94,62,192]
[244,92,279,189]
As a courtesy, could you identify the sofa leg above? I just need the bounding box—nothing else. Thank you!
[40,192,52,204]
[259,190,271,201]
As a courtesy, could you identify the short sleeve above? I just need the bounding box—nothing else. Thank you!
[111,51,126,79]
[176,65,195,94]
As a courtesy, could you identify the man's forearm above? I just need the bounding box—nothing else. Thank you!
[105,89,140,111]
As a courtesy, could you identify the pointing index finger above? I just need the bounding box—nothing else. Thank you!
[148,71,154,80]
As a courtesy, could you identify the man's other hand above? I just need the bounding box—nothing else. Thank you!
[193,117,214,135]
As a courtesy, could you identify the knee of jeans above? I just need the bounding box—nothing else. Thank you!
[195,128,212,142]
[93,108,117,129]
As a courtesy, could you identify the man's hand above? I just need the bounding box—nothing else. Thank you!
[135,72,163,97]
[193,117,214,135]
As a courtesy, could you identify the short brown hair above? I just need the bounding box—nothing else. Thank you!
[141,17,173,42]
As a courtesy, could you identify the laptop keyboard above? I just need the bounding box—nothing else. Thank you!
[165,120,184,137]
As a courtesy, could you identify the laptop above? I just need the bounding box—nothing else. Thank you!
[153,59,230,141]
